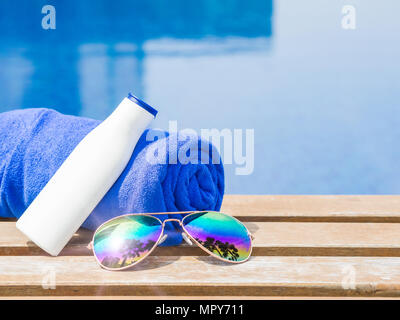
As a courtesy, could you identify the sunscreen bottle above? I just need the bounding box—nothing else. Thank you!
[16,93,157,256]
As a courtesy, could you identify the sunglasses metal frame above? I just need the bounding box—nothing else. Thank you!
[89,211,254,271]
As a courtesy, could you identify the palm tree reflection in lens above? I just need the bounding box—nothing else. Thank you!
[195,237,240,261]
[93,215,162,269]
[101,238,158,268]
[182,212,251,262]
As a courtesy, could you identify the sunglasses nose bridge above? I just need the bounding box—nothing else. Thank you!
[162,218,182,226]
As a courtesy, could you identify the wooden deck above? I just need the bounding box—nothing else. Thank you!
[1,195,400,298]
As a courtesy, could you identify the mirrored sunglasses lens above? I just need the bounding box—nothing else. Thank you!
[183,212,251,262]
[93,215,162,269]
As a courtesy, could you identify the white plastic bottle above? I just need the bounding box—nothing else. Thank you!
[16,93,157,256]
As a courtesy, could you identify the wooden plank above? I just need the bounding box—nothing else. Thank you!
[3,296,397,300]
[2,195,400,223]
[2,221,400,256]
[221,195,400,222]
[1,256,400,297]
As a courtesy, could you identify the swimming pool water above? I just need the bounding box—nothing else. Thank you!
[0,0,399,194]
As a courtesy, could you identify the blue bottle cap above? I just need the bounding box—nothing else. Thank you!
[127,93,158,117]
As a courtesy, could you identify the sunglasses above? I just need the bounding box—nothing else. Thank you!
[88,211,254,270]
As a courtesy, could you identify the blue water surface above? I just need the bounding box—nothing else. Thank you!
[0,0,399,194]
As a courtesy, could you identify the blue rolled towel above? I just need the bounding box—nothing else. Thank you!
[0,108,224,246]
